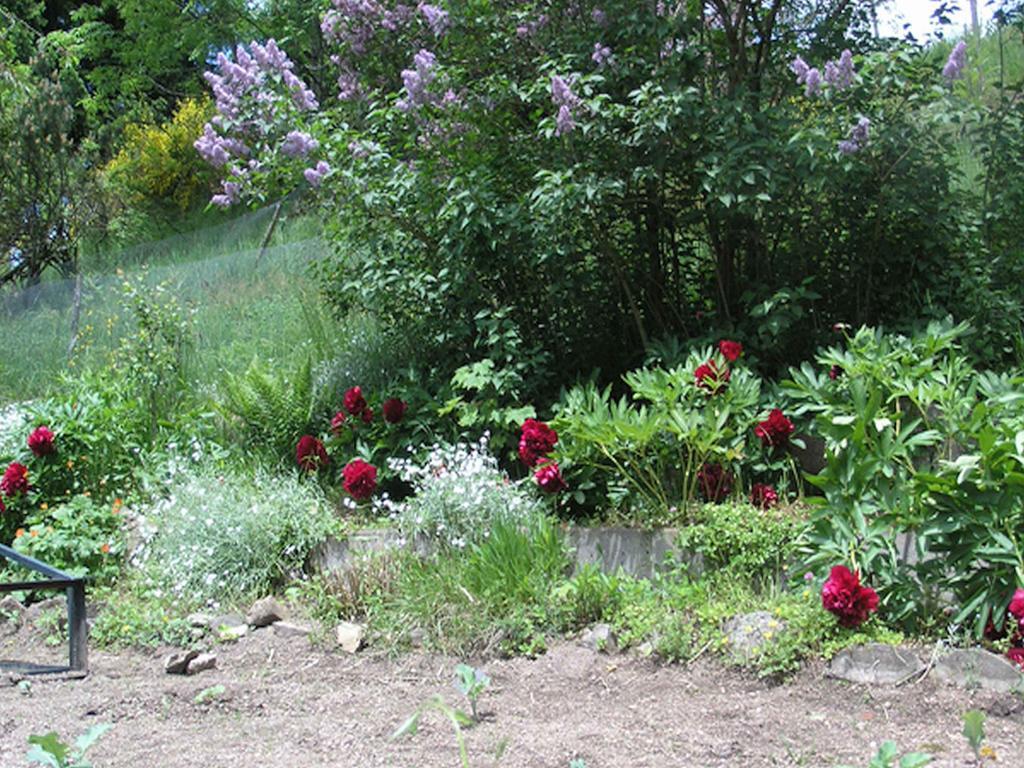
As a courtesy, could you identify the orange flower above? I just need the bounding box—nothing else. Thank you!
[14,528,24,538]
[112,498,123,514]
[29,529,38,537]
[100,543,111,554]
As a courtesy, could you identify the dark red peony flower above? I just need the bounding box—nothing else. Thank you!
[382,397,408,424]
[697,462,733,503]
[1,462,30,497]
[694,359,731,394]
[718,340,743,362]
[829,365,842,381]
[750,483,779,509]
[1008,648,1024,669]
[295,435,330,472]
[755,408,795,448]
[330,411,347,435]
[343,386,368,416]
[821,565,879,628]
[27,426,55,457]
[1009,588,1024,621]
[342,459,377,500]
[361,407,374,424]
[519,418,558,467]
[534,461,567,494]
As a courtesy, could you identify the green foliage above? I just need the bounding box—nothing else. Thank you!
[371,515,569,656]
[453,664,490,721]
[785,321,1024,637]
[219,356,315,462]
[676,502,808,580]
[390,694,476,768]
[26,724,110,768]
[962,709,987,762]
[138,465,337,603]
[553,345,790,521]
[12,495,124,584]
[836,741,932,768]
[89,577,196,648]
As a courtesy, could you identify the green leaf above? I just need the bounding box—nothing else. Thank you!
[962,709,985,756]
[390,712,422,741]
[73,724,111,754]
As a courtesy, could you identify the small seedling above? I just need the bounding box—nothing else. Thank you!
[26,724,110,768]
[569,760,588,768]
[962,709,989,763]
[194,684,226,705]
[838,741,931,768]
[453,663,490,721]
[17,679,32,696]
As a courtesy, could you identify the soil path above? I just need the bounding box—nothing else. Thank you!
[2,629,1022,767]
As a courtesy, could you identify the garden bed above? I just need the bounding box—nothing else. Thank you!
[2,623,1023,768]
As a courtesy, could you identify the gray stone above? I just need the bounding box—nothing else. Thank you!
[408,627,425,649]
[164,649,199,675]
[723,612,786,661]
[565,527,694,580]
[246,596,286,628]
[272,621,313,639]
[335,621,365,654]
[0,595,25,624]
[579,623,618,654]
[186,652,217,675]
[933,649,1024,693]
[827,644,925,685]
[187,613,212,628]
[311,530,406,573]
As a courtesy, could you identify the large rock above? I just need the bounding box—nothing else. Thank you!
[723,612,786,661]
[335,622,365,654]
[827,644,925,685]
[933,649,1024,694]
[186,652,217,675]
[165,649,200,675]
[246,597,286,628]
[579,623,618,654]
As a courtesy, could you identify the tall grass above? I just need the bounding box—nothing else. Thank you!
[0,204,328,404]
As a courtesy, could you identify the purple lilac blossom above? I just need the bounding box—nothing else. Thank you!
[592,42,613,67]
[397,49,439,112]
[280,130,319,158]
[838,116,870,155]
[943,41,967,82]
[591,7,607,25]
[555,105,576,136]
[803,68,822,96]
[418,3,450,35]
[516,14,548,39]
[304,160,332,187]
[790,56,809,83]
[551,75,582,136]
[824,49,855,90]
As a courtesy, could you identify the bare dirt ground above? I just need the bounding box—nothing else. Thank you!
[3,622,1024,768]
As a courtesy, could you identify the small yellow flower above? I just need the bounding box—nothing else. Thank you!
[980,745,997,760]
[39,502,48,511]
[66,460,74,469]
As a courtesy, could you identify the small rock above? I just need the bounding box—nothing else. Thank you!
[827,644,925,685]
[272,621,313,639]
[981,692,1024,718]
[635,641,655,658]
[187,613,212,629]
[579,623,617,654]
[408,627,425,649]
[0,596,25,625]
[335,622,365,654]
[165,649,199,675]
[217,624,248,642]
[186,652,217,675]
[723,611,786,661]
[934,648,1024,693]
[246,597,286,628]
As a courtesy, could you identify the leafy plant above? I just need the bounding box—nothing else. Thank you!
[962,709,987,764]
[453,664,490,722]
[836,741,931,768]
[26,724,110,768]
[391,695,488,768]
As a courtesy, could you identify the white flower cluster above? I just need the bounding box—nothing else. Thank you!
[135,466,336,604]
[0,402,29,458]
[388,434,540,550]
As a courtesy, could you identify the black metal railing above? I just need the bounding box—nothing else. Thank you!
[1,543,87,676]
